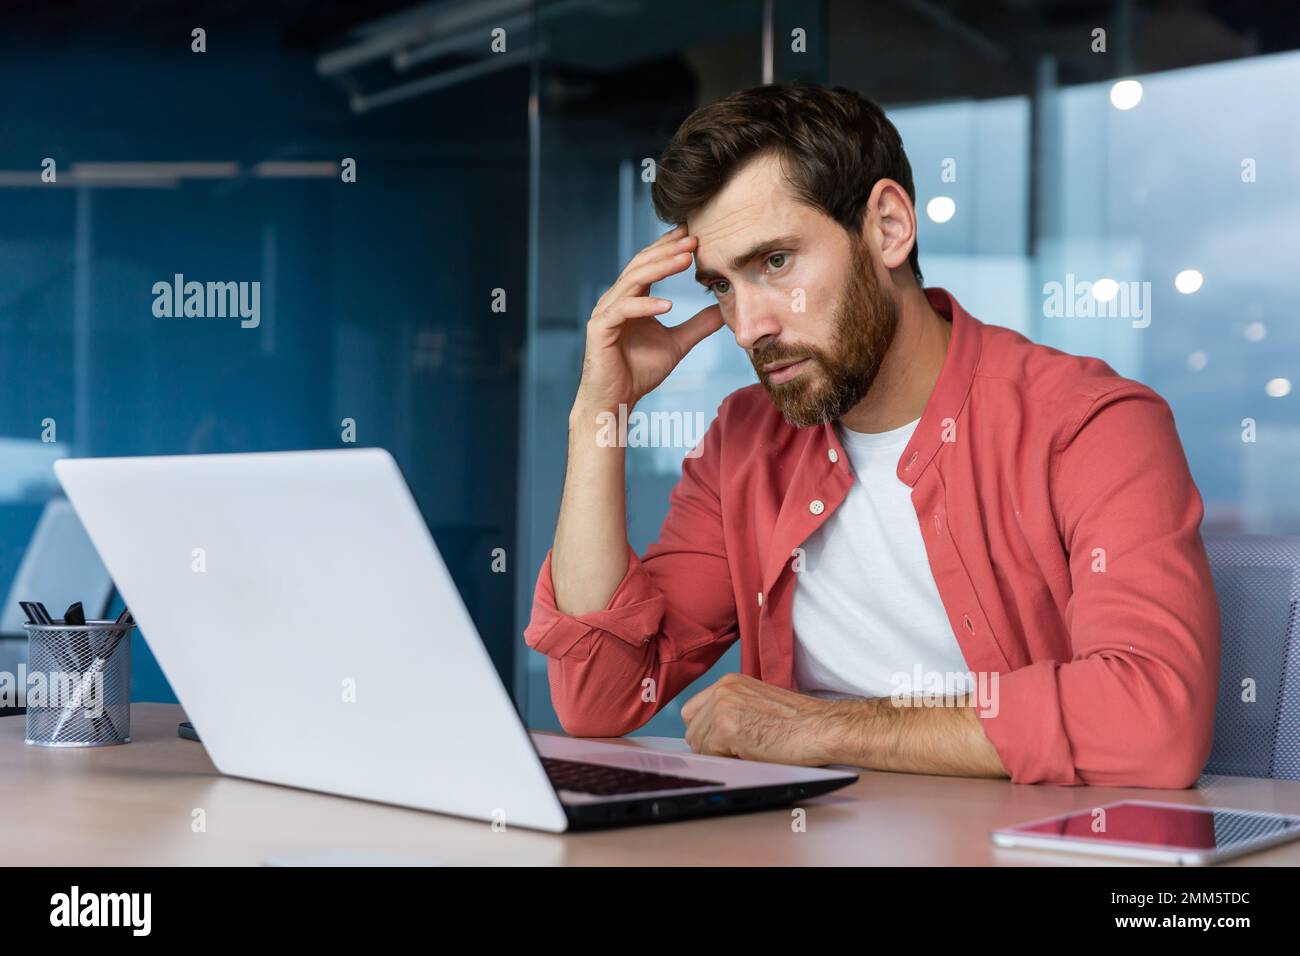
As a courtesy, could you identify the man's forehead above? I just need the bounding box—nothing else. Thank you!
[688,154,787,240]
[689,165,803,270]
[689,199,772,250]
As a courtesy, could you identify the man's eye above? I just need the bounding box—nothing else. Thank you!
[709,280,731,297]
[766,253,788,271]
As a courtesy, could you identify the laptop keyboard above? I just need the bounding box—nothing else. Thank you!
[542,757,726,796]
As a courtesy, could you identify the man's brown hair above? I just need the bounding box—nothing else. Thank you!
[650,82,922,283]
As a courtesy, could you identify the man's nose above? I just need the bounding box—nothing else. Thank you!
[731,289,783,352]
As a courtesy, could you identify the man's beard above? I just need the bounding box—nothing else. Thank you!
[751,239,899,428]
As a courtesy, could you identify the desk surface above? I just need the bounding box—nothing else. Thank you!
[4,703,1300,866]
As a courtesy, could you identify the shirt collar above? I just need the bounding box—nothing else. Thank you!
[817,286,982,488]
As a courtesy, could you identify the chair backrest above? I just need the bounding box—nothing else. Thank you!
[1203,533,1300,779]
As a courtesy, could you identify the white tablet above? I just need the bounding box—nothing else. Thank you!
[991,800,1300,865]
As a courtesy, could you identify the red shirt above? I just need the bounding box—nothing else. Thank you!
[524,287,1220,788]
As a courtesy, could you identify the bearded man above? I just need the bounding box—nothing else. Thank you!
[524,83,1219,789]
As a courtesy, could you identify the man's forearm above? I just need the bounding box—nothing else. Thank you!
[819,697,1009,778]
[551,403,631,617]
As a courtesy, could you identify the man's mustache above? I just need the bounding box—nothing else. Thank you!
[751,346,818,372]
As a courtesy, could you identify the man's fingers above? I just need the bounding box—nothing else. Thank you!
[602,250,695,305]
[592,226,694,312]
[679,684,712,724]
[648,223,687,250]
[692,709,730,758]
[642,224,687,257]
[668,304,724,355]
[590,295,672,329]
[585,296,672,348]
[626,229,692,277]
[617,235,688,285]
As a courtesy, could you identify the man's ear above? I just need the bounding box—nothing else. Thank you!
[861,178,917,274]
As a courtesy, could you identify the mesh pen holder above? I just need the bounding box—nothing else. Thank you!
[24,621,133,747]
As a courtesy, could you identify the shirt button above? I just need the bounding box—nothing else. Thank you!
[828,449,839,463]
[809,499,825,515]
[757,591,764,608]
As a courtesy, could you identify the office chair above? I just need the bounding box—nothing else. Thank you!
[1202,533,1300,780]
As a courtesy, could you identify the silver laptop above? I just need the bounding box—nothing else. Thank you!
[54,448,856,832]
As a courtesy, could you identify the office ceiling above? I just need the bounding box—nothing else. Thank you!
[4,0,1296,108]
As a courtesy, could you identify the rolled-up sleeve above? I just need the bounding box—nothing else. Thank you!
[978,383,1221,788]
[525,545,667,662]
[523,412,740,738]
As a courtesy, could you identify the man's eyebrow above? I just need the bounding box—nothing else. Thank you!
[693,234,801,284]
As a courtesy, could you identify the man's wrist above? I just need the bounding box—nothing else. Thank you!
[817,697,889,766]
[568,400,626,431]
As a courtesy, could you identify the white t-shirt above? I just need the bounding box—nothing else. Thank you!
[791,417,971,700]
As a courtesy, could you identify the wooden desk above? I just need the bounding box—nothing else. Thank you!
[3,703,1299,865]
